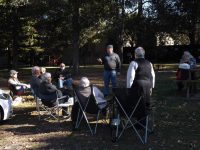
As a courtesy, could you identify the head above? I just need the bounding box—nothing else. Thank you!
[135,47,145,58]
[10,70,18,78]
[32,66,41,77]
[60,63,65,70]
[106,45,113,55]
[40,67,46,74]
[43,72,52,83]
[79,77,90,88]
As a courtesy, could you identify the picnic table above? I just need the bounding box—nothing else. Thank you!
[176,68,200,99]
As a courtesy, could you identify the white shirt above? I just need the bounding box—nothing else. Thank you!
[8,78,30,88]
[92,86,107,109]
[126,61,155,88]
[179,63,190,70]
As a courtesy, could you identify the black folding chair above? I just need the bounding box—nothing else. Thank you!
[32,89,74,121]
[110,88,154,144]
[73,85,108,135]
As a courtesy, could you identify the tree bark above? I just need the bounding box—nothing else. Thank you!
[71,0,80,75]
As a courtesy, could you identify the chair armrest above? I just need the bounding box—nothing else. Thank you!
[57,95,67,101]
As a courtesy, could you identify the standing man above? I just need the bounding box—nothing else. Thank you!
[98,45,121,96]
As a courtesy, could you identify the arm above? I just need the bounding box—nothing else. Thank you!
[126,61,138,88]
[116,54,121,72]
[150,63,155,88]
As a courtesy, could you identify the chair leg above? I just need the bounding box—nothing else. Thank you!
[94,110,101,134]
[144,116,149,144]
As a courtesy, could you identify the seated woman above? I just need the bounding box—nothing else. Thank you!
[8,70,30,96]
[39,72,68,107]
[71,77,107,128]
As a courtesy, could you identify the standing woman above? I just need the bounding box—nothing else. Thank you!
[127,47,155,118]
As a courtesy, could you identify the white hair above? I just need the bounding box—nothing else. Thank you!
[79,77,90,88]
[32,66,40,75]
[43,72,51,79]
[135,47,145,58]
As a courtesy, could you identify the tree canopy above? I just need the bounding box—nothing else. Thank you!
[0,0,199,71]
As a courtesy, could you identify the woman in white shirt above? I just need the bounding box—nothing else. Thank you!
[8,70,30,96]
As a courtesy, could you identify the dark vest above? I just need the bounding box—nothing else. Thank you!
[134,58,152,81]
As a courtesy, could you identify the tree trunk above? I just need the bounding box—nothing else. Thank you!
[71,0,80,75]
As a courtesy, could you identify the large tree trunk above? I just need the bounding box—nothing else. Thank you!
[71,0,80,75]
[10,8,20,69]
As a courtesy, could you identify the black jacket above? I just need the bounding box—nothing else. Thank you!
[53,68,71,81]
[39,80,62,100]
[30,76,42,97]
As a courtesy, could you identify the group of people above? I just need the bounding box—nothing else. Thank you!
[8,44,156,128]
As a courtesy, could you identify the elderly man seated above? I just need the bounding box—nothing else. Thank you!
[53,63,73,89]
[39,72,68,107]
[71,77,107,128]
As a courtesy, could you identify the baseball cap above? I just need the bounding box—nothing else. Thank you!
[107,45,113,49]
[10,70,18,76]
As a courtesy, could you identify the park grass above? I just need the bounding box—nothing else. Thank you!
[0,65,200,149]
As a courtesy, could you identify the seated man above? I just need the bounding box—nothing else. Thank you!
[71,77,107,128]
[53,63,73,89]
[39,72,68,107]
[30,66,42,97]
[8,70,30,96]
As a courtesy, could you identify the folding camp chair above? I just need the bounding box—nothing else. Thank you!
[32,89,74,121]
[110,88,154,144]
[73,85,108,135]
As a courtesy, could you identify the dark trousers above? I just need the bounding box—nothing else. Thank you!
[131,80,151,119]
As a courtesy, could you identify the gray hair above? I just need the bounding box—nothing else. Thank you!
[43,72,51,79]
[135,47,145,58]
[32,66,40,75]
[79,77,90,88]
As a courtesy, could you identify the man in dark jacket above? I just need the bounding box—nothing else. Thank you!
[54,63,73,89]
[97,45,121,96]
[39,72,67,107]
[30,66,42,97]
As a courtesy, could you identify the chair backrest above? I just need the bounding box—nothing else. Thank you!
[74,85,99,114]
[113,88,144,118]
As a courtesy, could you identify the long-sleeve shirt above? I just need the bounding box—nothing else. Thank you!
[102,53,121,72]
[127,61,155,88]
[8,78,29,87]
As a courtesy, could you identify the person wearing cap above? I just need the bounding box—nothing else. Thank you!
[8,70,30,96]
[53,63,73,89]
[97,45,121,96]
[30,66,42,97]
[127,47,155,118]
[71,77,107,128]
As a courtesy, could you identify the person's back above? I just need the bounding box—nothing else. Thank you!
[134,58,152,82]
[30,76,42,96]
[76,86,91,106]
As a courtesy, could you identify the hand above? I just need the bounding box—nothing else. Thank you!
[117,72,120,76]
[97,58,102,63]
[150,88,152,95]
[59,76,65,80]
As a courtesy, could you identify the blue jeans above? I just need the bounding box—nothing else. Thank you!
[103,70,117,96]
[58,78,73,89]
